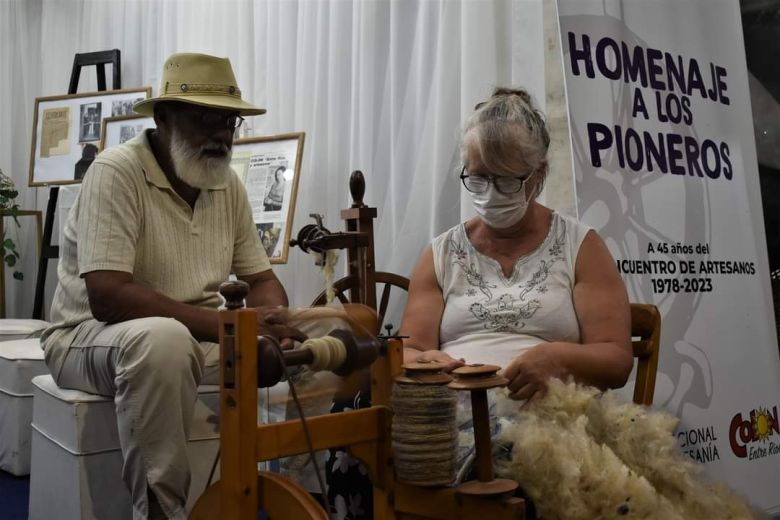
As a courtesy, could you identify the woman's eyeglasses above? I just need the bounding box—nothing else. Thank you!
[459,166,531,194]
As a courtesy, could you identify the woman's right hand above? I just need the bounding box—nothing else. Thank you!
[410,350,466,372]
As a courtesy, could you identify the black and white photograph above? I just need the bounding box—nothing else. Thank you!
[262,164,287,211]
[98,114,155,153]
[119,123,144,144]
[111,97,143,117]
[73,143,98,181]
[256,221,283,259]
[78,102,101,142]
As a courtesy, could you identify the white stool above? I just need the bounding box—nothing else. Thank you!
[0,319,49,341]
[0,338,49,475]
[28,375,220,520]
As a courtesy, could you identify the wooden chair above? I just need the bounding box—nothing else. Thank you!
[630,303,662,406]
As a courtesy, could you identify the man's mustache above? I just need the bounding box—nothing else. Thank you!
[201,142,231,156]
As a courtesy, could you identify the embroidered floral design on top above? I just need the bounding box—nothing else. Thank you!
[451,219,567,333]
[518,224,566,301]
[449,236,497,300]
[469,299,544,332]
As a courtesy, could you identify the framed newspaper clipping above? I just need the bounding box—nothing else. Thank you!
[230,132,305,264]
[29,87,151,186]
[99,114,156,152]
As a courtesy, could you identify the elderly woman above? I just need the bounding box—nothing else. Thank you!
[391,89,757,518]
[401,87,633,401]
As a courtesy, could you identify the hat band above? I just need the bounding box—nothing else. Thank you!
[163,82,242,98]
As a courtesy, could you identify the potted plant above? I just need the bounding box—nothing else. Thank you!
[0,168,23,281]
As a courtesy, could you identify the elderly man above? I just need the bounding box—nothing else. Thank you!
[41,53,303,520]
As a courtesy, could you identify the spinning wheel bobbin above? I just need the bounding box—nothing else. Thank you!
[395,361,454,385]
[392,361,458,487]
[449,364,519,497]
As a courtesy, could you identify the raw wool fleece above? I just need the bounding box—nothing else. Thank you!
[493,380,759,520]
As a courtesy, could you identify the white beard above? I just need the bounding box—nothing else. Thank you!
[170,129,233,190]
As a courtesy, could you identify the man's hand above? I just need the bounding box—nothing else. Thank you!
[503,343,568,402]
[256,306,307,349]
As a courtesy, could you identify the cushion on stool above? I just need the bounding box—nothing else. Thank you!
[28,375,220,520]
[0,338,48,475]
[0,319,50,341]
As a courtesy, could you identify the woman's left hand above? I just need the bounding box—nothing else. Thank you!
[502,343,569,402]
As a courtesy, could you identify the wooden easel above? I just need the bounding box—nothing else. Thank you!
[190,173,525,519]
[32,49,121,319]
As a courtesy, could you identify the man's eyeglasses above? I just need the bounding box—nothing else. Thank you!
[459,166,531,194]
[181,108,244,130]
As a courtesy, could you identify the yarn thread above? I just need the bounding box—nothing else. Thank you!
[391,382,458,486]
[316,250,339,303]
[299,336,348,371]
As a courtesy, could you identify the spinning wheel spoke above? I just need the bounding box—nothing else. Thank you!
[311,272,409,334]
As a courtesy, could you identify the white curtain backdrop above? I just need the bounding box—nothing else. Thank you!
[1,0,551,323]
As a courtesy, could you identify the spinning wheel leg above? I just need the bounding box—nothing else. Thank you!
[190,472,329,520]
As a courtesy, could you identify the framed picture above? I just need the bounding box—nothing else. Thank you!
[28,87,152,186]
[99,114,156,152]
[230,132,305,264]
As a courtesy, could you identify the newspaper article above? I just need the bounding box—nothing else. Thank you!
[40,107,71,158]
[232,149,293,259]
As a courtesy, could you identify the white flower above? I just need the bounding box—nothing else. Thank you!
[334,450,351,473]
[333,494,348,519]
[348,494,364,517]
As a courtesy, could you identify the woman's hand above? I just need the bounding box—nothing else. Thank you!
[409,349,466,372]
[503,343,569,402]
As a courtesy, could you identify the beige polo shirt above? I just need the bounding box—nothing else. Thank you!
[41,129,270,377]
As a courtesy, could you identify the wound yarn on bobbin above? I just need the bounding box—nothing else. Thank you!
[391,362,458,487]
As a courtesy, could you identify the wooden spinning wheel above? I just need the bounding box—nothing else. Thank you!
[189,172,525,520]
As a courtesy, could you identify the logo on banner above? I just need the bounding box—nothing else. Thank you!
[728,406,780,459]
[677,426,720,463]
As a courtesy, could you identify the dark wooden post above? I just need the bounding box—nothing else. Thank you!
[340,170,378,310]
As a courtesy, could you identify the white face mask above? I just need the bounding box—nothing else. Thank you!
[469,182,531,229]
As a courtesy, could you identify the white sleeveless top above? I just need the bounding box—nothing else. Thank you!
[432,212,592,369]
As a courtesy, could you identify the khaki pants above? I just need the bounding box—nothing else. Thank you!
[56,317,220,520]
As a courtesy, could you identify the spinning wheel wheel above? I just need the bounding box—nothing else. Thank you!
[311,272,410,334]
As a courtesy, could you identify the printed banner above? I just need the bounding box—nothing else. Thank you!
[557,0,780,512]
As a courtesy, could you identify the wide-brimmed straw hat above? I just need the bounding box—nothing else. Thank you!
[134,53,266,116]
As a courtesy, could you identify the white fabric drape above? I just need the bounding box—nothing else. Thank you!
[1,0,548,323]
